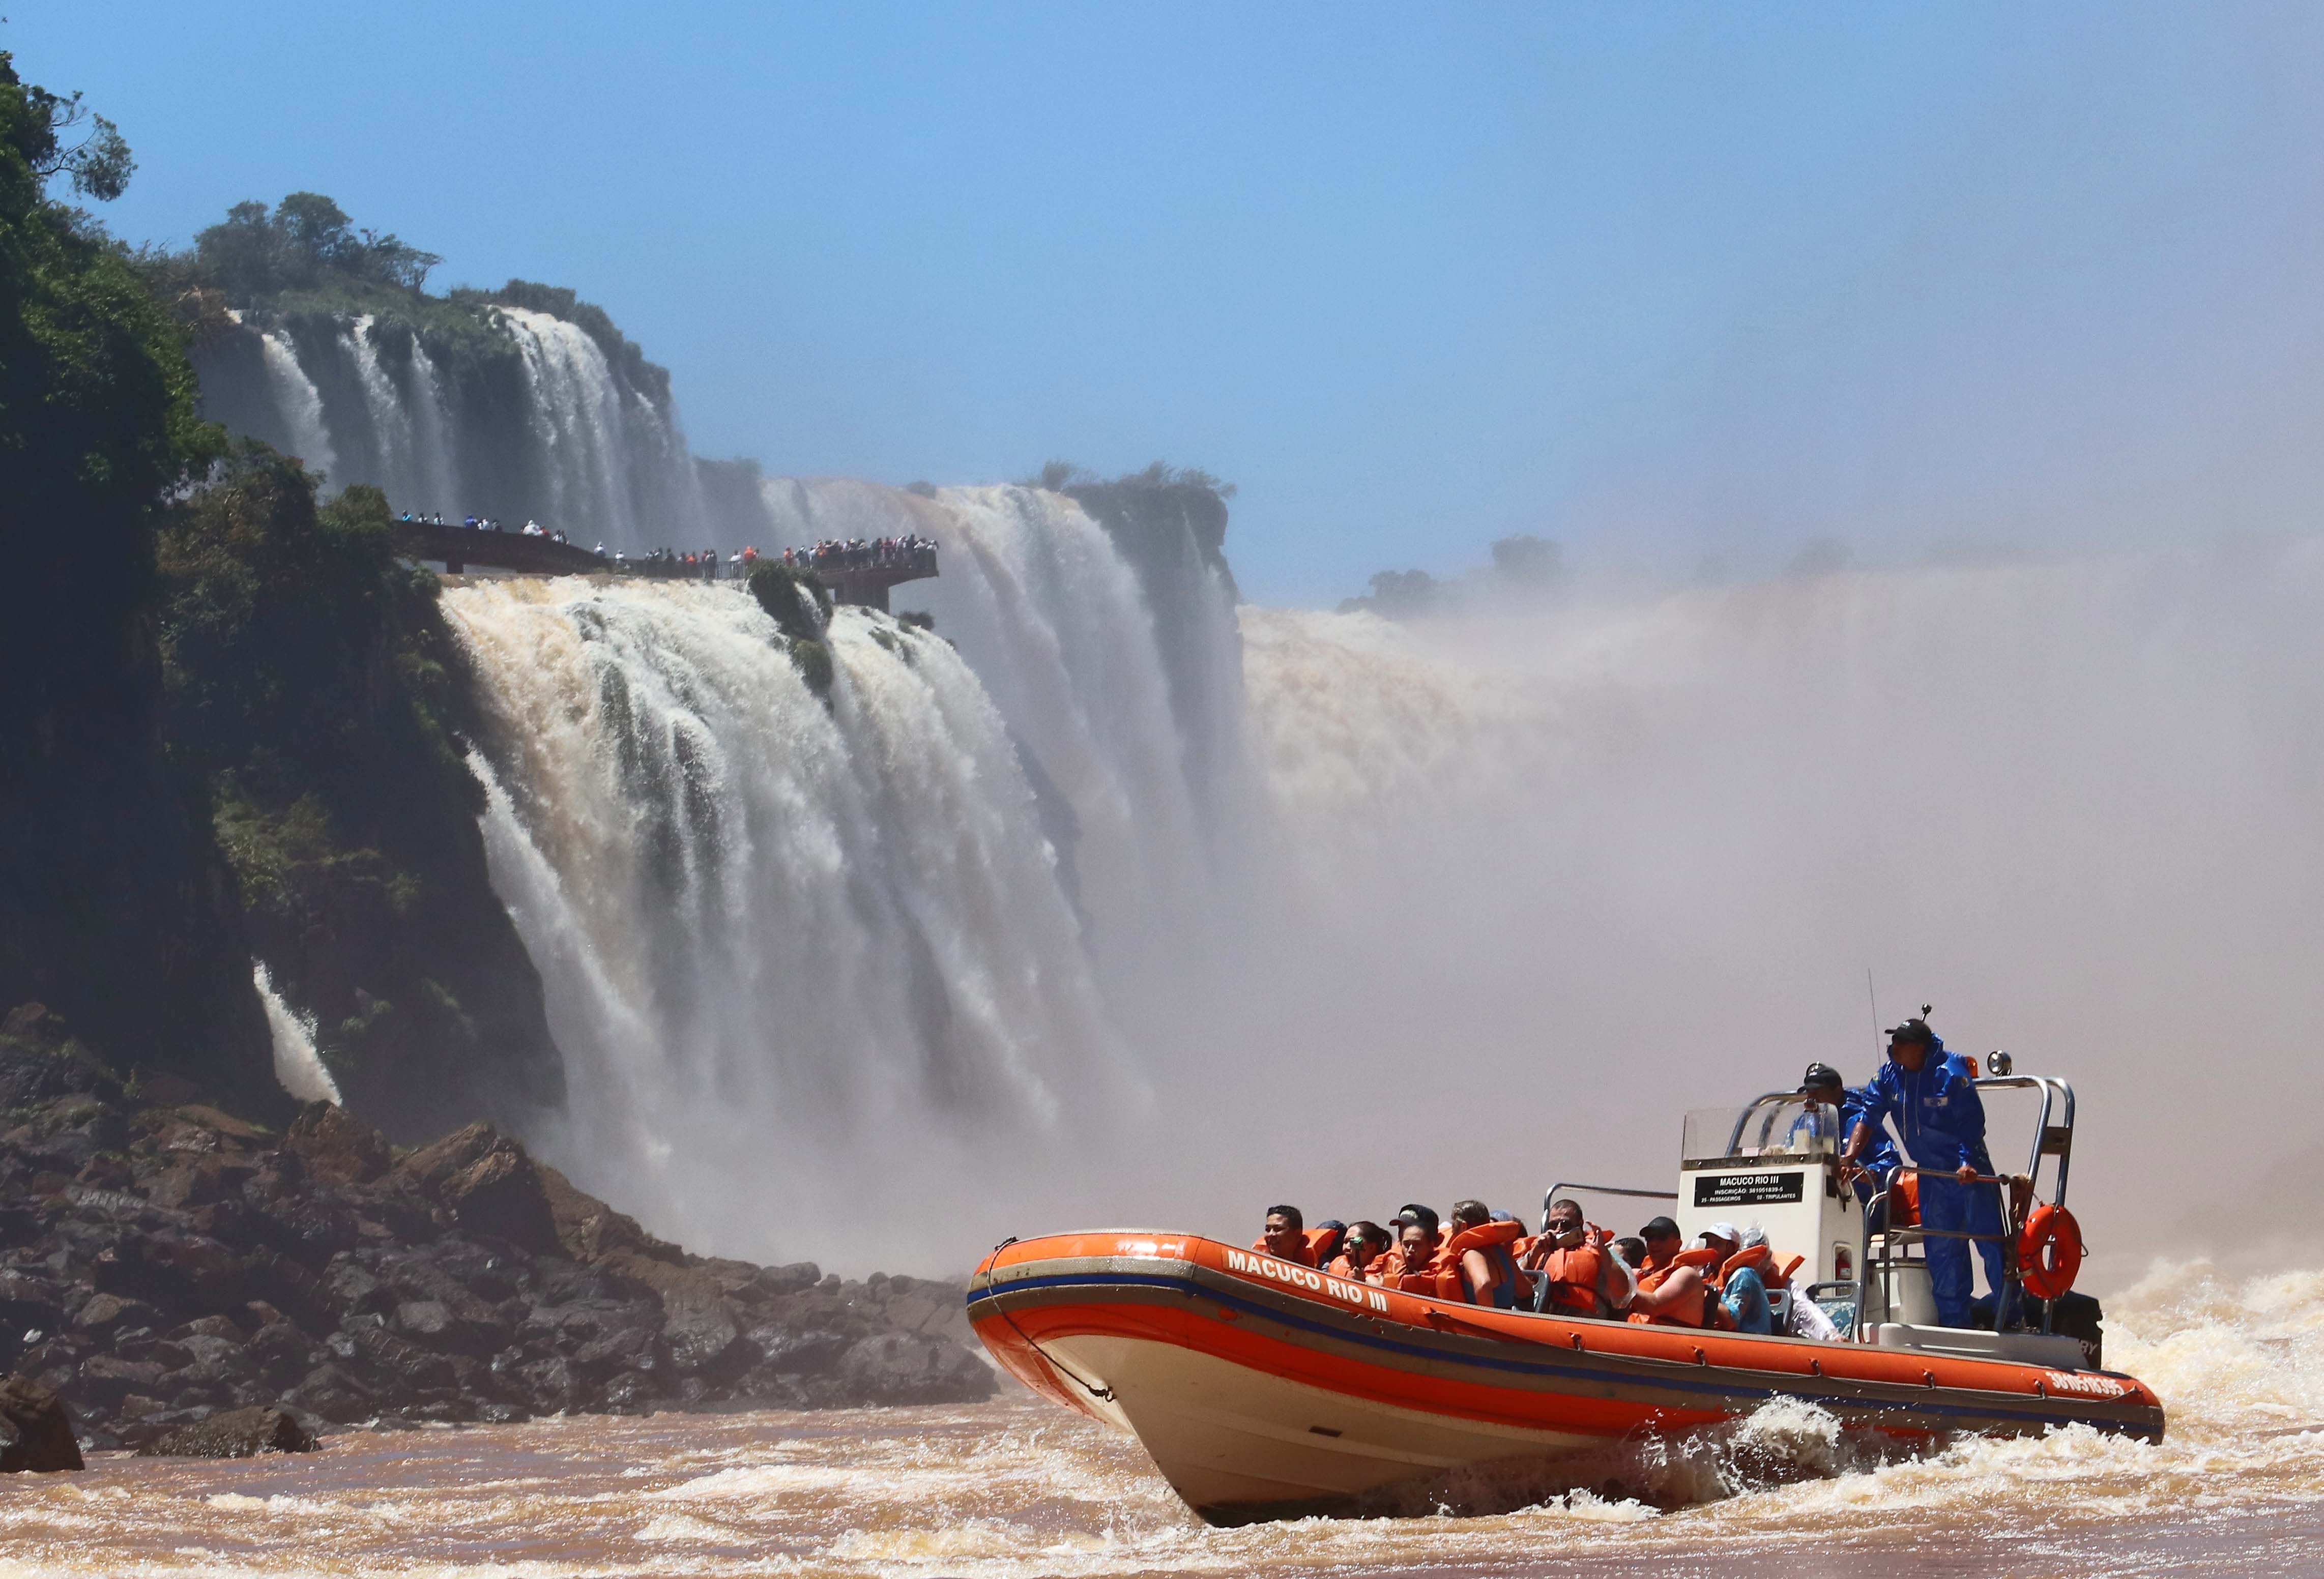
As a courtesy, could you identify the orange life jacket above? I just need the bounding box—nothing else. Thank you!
[1249,1234,1316,1268]
[1718,1243,1801,1292]
[1533,1242,1609,1318]
[1379,1240,1446,1293]
[1628,1246,1725,1328]
[1891,1172,1921,1227]
[1304,1226,1344,1266]
[1437,1217,1527,1307]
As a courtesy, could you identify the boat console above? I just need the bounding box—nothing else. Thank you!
[1548,1064,2093,1368]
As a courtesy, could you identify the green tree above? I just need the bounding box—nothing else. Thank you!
[189,191,442,304]
[0,51,276,1101]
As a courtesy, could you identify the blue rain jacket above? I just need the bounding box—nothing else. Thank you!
[1856,1035,1992,1174]
[1840,1084,1903,1179]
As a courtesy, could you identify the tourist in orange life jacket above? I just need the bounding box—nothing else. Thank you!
[1695,1222,1776,1333]
[1307,1219,1349,1268]
[1254,1205,1316,1267]
[1626,1215,1718,1327]
[1442,1200,1527,1308]
[1522,1198,1611,1317]
[1327,1221,1392,1281]
[1379,1204,1445,1293]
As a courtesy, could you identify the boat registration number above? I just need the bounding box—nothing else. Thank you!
[1693,1171,1807,1207]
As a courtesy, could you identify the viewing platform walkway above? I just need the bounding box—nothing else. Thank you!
[393,519,606,577]
[391,522,938,609]
[786,545,938,611]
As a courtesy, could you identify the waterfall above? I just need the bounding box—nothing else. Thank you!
[256,331,337,480]
[752,479,1237,1030]
[198,306,708,542]
[443,577,1136,1268]
[406,339,460,516]
[253,960,343,1105]
[498,307,709,547]
[342,315,415,507]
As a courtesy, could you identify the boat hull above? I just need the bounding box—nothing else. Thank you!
[968,1231,2165,1524]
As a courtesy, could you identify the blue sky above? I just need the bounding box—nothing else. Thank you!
[16,3,2324,604]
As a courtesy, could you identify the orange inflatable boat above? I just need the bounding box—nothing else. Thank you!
[969,1073,2164,1523]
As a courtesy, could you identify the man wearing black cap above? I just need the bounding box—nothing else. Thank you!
[1845,1013,2013,1328]
[1800,1062,1901,1220]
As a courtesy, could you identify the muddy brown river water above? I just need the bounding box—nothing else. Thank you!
[8,1262,2321,1577]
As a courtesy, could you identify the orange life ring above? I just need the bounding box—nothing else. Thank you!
[2019,1203,2084,1301]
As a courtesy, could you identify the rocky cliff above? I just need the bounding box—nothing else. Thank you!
[0,1005,992,1452]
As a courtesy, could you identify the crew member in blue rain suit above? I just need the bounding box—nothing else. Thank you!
[1799,1063,1903,1226]
[1843,1014,2014,1329]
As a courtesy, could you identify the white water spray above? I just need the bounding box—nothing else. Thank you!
[1223,537,2324,1264]
[256,331,337,480]
[252,960,342,1105]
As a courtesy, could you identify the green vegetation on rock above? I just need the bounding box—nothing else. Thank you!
[156,445,566,1138]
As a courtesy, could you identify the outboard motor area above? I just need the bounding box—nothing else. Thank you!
[1675,1100,1864,1330]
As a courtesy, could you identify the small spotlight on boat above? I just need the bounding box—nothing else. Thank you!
[1986,1049,2013,1076]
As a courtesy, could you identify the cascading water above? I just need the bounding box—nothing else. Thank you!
[751,480,1244,1029]
[443,577,1138,1269]
[406,338,460,516]
[197,305,709,545]
[342,314,416,508]
[500,306,709,546]
[255,330,337,480]
[253,960,343,1106]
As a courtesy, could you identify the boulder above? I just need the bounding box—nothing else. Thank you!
[663,1300,744,1377]
[288,1362,376,1424]
[752,1327,852,1376]
[834,1331,996,1405]
[78,1353,170,1403]
[535,1161,684,1269]
[72,1291,165,1341]
[396,1125,558,1253]
[136,1405,317,1458]
[283,1102,391,1187]
[0,1376,83,1472]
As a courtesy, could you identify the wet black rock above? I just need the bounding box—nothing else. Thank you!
[2,1078,993,1442]
[137,1404,318,1457]
[0,1375,83,1472]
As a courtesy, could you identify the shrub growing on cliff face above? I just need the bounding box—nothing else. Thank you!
[748,561,832,641]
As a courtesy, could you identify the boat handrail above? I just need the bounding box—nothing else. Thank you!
[1541,1181,1677,1234]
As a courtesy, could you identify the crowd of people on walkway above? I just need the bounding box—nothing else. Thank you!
[1250,1011,2013,1341]
[398,511,572,546]
[780,535,937,574]
[393,511,941,589]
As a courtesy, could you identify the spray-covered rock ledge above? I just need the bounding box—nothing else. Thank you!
[0,1005,992,1455]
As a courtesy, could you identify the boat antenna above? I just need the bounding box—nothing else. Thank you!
[1866,968,1881,1057]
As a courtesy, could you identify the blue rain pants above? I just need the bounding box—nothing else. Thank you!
[1916,1174,2013,1329]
